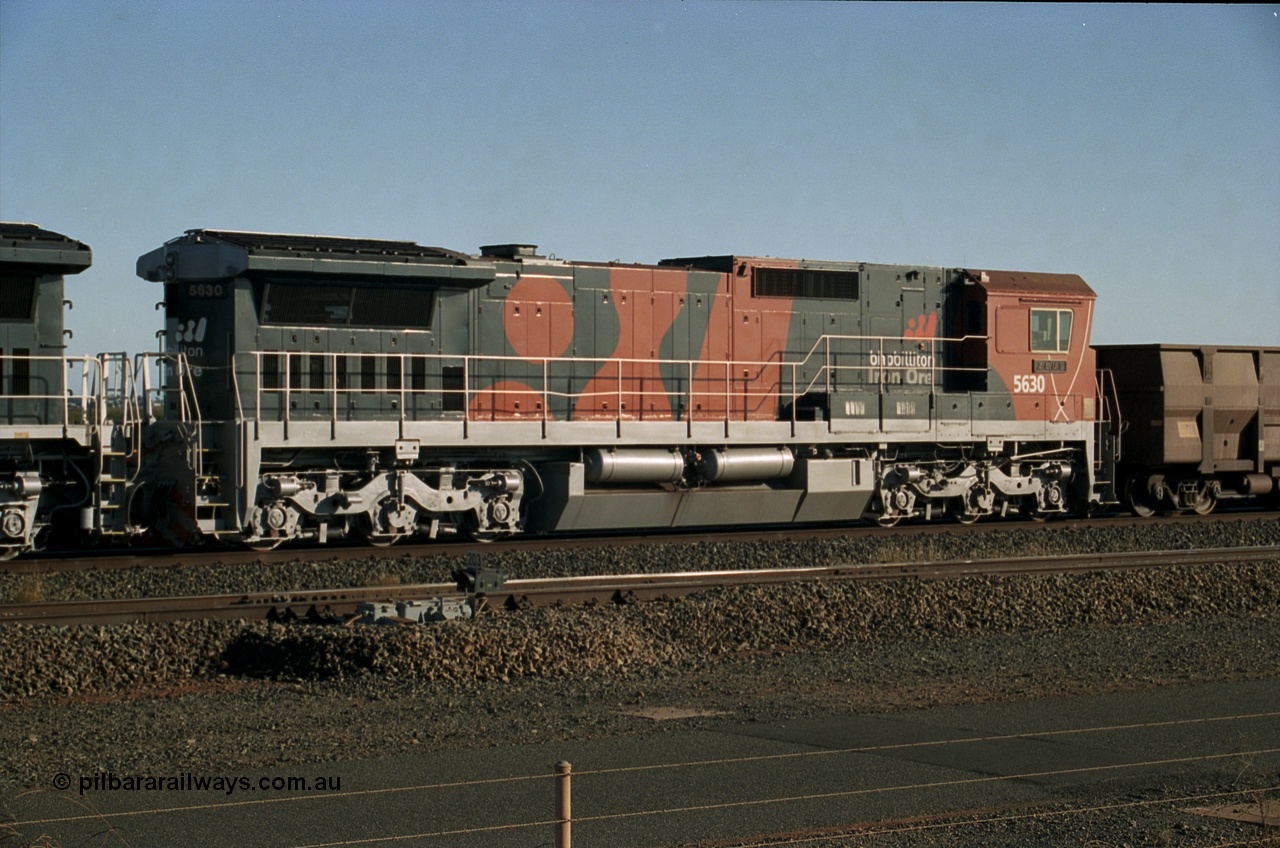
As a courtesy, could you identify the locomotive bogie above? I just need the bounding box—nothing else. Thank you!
[872,446,1084,527]
[243,465,525,546]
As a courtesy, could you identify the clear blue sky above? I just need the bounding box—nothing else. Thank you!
[3,1,1277,358]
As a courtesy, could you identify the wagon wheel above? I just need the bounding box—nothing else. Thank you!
[874,512,901,528]
[1192,489,1217,516]
[1124,475,1156,518]
[0,546,19,561]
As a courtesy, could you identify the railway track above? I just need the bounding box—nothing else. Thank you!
[3,508,1276,575]
[3,545,1277,627]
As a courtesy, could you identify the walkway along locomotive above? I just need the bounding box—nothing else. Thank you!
[1,225,1276,556]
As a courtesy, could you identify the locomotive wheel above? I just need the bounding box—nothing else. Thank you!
[361,498,413,547]
[245,538,283,552]
[459,500,519,542]
[460,513,500,543]
[953,500,980,525]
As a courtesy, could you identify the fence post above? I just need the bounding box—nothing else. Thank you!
[555,760,572,848]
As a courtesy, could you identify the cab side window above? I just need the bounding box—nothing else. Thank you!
[1030,308,1072,353]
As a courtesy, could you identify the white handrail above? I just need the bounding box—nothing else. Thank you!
[217,330,1026,429]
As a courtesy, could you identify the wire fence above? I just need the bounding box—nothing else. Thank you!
[12,712,1279,847]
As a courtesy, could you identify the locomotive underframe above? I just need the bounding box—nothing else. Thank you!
[162,415,1099,547]
[0,429,99,558]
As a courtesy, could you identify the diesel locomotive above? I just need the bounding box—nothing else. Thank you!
[0,223,108,559]
[2,224,1277,556]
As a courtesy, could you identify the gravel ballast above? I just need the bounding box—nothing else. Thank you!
[2,518,1278,846]
[3,516,1279,604]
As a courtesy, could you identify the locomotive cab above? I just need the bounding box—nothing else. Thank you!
[962,269,1098,427]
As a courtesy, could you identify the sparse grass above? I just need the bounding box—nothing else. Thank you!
[4,789,134,847]
[368,572,403,588]
[868,537,943,564]
[8,575,45,605]
[867,531,1061,565]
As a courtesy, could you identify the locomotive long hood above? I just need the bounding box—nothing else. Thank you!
[137,229,496,285]
[0,222,92,273]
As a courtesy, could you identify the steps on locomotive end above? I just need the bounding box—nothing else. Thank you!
[195,465,230,533]
[95,427,139,534]
[1092,419,1119,503]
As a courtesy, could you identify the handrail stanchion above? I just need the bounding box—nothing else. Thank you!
[686,360,694,437]
[824,336,831,396]
[254,353,262,436]
[283,352,292,440]
[330,352,338,438]
[723,363,730,433]
[397,353,406,436]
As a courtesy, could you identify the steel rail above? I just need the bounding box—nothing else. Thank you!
[4,509,1276,575]
[2,545,1276,628]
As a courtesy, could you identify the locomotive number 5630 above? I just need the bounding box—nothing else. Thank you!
[187,283,225,298]
[1013,374,1047,393]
